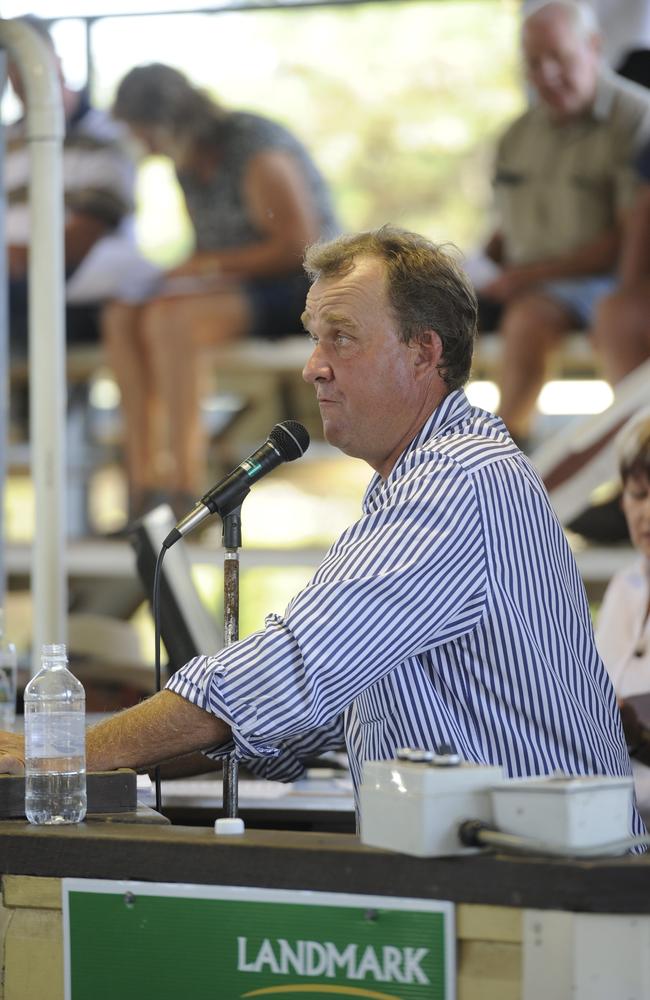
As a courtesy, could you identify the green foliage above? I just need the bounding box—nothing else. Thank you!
[94,0,524,258]
[242,0,524,247]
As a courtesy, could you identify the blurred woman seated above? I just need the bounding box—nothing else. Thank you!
[104,63,338,518]
[596,409,650,814]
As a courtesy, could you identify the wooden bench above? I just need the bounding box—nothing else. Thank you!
[5,333,603,535]
[8,329,599,420]
[209,331,600,384]
[471,331,599,380]
[205,328,598,419]
[9,344,108,388]
[204,332,602,448]
[8,345,113,536]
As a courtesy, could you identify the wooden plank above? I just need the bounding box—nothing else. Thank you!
[3,876,61,911]
[471,332,598,380]
[3,908,63,1000]
[457,940,522,1000]
[7,331,596,394]
[0,891,13,1000]
[10,345,106,386]
[1,823,650,914]
[457,903,522,942]
[0,770,137,819]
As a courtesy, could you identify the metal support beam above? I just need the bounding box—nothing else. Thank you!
[0,19,67,669]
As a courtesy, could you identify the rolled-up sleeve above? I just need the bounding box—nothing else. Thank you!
[166,451,487,763]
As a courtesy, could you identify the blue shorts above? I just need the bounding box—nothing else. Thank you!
[540,275,617,327]
[477,274,616,333]
[244,272,310,341]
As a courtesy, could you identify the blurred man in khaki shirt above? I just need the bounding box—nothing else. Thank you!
[476,0,650,445]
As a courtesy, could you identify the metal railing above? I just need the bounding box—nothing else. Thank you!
[0,18,67,671]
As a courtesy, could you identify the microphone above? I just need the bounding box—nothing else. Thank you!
[162,420,310,549]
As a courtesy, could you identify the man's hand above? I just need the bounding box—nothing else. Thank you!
[481,264,546,302]
[0,732,25,775]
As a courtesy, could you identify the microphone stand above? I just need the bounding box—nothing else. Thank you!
[222,505,242,819]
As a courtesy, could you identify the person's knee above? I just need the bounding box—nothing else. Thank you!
[101,301,140,347]
[593,288,631,324]
[140,298,182,348]
[500,294,571,354]
[593,288,650,347]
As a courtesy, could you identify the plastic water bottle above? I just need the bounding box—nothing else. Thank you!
[0,610,18,730]
[24,644,87,825]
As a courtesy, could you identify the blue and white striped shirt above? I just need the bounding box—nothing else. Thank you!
[167,390,638,825]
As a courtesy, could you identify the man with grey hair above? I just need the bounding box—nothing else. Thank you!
[476,0,650,446]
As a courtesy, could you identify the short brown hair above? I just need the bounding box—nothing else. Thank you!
[303,225,477,390]
[617,409,650,483]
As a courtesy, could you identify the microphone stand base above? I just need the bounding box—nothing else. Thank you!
[214,816,245,836]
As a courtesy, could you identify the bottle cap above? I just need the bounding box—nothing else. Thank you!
[42,643,66,657]
[214,817,245,836]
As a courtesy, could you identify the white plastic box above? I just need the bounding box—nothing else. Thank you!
[360,755,503,857]
[490,775,634,851]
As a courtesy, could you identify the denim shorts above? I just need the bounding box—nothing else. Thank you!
[244,272,311,341]
[477,273,617,333]
[540,275,617,327]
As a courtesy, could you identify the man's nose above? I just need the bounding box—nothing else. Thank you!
[302,343,332,383]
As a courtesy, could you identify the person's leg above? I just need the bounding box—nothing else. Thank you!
[497,292,574,440]
[475,294,503,334]
[142,289,252,500]
[101,300,162,516]
[591,284,650,386]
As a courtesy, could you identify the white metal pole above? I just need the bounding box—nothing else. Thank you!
[0,50,8,610]
[0,20,66,671]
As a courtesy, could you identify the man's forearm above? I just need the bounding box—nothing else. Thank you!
[528,229,621,283]
[86,690,231,772]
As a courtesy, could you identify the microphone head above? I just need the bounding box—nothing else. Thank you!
[270,420,310,461]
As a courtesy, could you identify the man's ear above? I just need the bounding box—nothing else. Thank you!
[412,330,443,377]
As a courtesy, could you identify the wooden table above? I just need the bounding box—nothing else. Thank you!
[2,818,650,999]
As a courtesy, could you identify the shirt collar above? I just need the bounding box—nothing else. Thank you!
[363,389,472,505]
[591,69,616,121]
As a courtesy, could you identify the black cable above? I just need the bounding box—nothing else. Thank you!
[152,546,166,815]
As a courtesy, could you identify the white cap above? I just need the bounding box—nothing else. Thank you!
[214,817,245,836]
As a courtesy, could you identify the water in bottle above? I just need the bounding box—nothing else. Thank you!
[24,644,87,824]
[0,610,18,730]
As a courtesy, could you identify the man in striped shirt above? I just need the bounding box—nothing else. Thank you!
[0,227,640,833]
